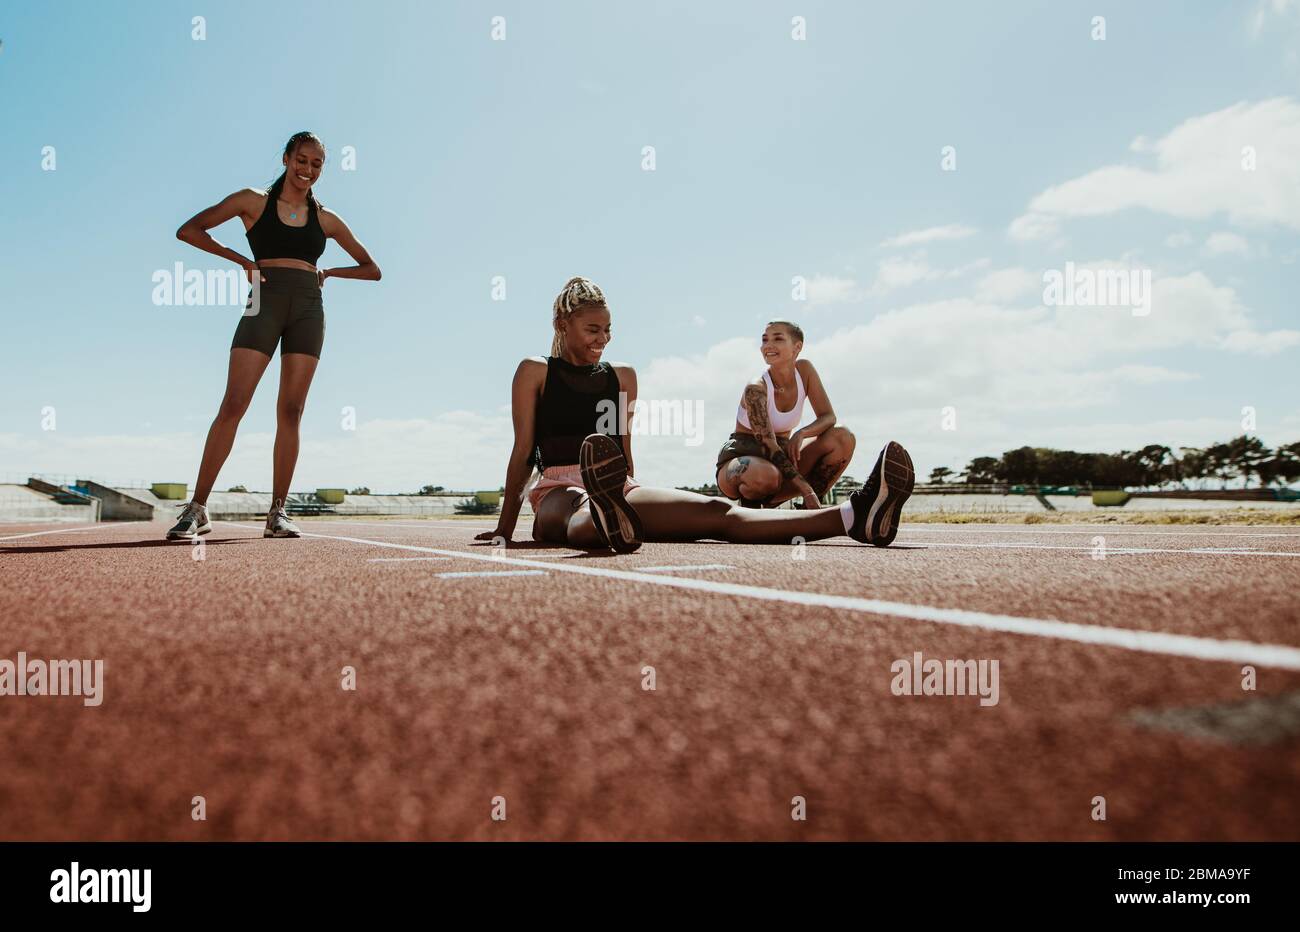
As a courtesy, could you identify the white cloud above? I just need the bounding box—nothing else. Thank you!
[1010,98,1300,236]
[974,267,1039,303]
[872,256,936,293]
[880,224,978,248]
[869,255,989,296]
[804,274,861,307]
[1164,231,1195,248]
[1035,267,1299,356]
[0,410,517,494]
[1202,231,1250,256]
[1219,328,1300,353]
[1008,212,1062,243]
[629,267,1295,484]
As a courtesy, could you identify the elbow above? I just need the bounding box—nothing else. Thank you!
[372,265,382,282]
[175,226,190,243]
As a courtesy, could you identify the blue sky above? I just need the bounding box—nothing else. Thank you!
[2,0,1298,491]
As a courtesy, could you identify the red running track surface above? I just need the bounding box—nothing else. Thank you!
[2,518,1298,840]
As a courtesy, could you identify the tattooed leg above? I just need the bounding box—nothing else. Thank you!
[719,455,781,502]
[776,426,858,503]
[807,456,849,499]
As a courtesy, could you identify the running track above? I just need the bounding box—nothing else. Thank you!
[2,518,1298,840]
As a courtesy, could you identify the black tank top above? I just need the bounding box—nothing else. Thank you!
[533,357,623,470]
[245,190,327,264]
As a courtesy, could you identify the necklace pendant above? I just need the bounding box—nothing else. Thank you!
[289,212,298,220]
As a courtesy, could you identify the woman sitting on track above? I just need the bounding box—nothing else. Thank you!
[715,320,856,510]
[475,277,915,553]
[165,130,381,541]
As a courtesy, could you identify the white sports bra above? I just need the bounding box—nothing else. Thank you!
[736,368,806,435]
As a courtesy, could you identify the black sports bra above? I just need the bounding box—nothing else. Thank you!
[245,190,327,264]
[533,357,622,470]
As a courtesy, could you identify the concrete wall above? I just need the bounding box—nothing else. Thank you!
[79,480,155,521]
[0,484,98,523]
[110,488,513,521]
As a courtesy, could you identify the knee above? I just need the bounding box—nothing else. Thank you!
[277,399,307,424]
[741,465,782,497]
[216,395,251,424]
[827,426,856,459]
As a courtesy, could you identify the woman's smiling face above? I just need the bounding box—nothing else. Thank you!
[563,305,612,364]
[760,323,801,366]
[282,140,325,195]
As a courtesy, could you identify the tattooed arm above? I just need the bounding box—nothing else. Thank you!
[743,382,817,502]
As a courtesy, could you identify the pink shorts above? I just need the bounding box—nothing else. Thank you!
[527,464,641,512]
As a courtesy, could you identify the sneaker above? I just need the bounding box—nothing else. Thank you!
[165,501,211,540]
[579,433,644,553]
[264,498,301,538]
[847,441,914,547]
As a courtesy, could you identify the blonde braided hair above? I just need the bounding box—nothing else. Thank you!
[551,277,607,356]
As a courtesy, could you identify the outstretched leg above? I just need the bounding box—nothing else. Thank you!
[536,485,842,546]
[192,348,273,505]
[628,486,845,544]
[272,352,320,503]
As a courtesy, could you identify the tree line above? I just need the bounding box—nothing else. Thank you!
[929,435,1300,489]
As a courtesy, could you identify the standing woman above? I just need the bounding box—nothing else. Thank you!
[166,131,381,541]
[476,277,914,553]
[715,321,857,509]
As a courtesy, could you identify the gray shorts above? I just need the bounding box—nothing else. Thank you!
[715,431,790,506]
[231,267,325,358]
[715,431,769,471]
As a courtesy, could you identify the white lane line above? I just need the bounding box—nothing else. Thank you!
[902,541,1300,558]
[436,570,547,579]
[318,520,500,531]
[368,557,450,563]
[900,525,1300,539]
[0,523,143,542]
[638,564,736,573]
[299,531,1300,671]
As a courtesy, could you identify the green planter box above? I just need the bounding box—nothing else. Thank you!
[152,483,188,501]
[1091,490,1130,507]
[316,488,346,505]
[474,490,502,506]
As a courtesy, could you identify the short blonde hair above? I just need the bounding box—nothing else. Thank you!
[767,320,804,343]
[552,277,607,356]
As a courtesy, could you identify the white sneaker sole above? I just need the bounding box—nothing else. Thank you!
[865,441,915,547]
[166,523,211,541]
[579,434,644,553]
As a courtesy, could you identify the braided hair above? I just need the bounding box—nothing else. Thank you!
[551,277,607,356]
[266,131,326,212]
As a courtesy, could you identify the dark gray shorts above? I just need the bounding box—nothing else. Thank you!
[231,267,325,358]
[715,431,792,506]
[715,431,791,471]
